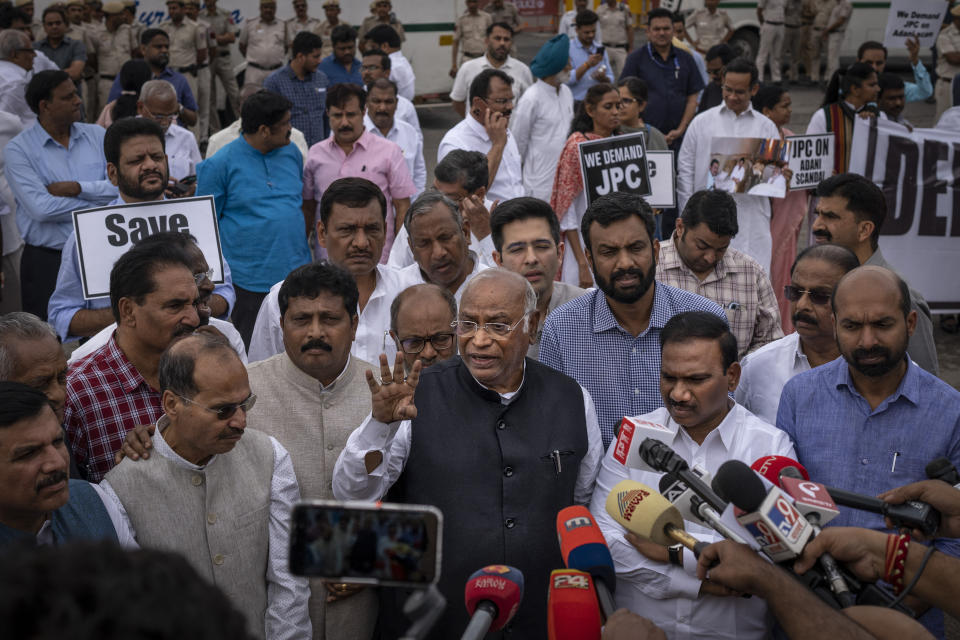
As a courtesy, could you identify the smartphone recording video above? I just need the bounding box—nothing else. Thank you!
[289,501,442,588]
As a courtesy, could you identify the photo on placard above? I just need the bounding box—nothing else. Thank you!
[707,136,789,199]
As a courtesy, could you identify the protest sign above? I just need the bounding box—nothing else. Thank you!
[849,116,960,312]
[883,0,945,48]
[785,134,834,190]
[708,137,789,199]
[73,196,224,299]
[579,132,651,206]
[642,151,676,208]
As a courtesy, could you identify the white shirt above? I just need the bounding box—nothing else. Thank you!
[0,60,35,126]
[396,94,421,139]
[449,54,534,103]
[588,404,795,640]
[937,106,960,131]
[677,103,780,273]
[205,118,310,160]
[332,369,604,505]
[34,482,138,548]
[735,331,811,424]
[388,51,416,101]
[805,101,857,135]
[387,199,498,270]
[509,79,574,202]
[0,111,24,256]
[247,263,420,364]
[69,318,248,364]
[100,418,312,640]
[165,122,202,181]
[363,114,426,195]
[438,115,524,203]
[398,249,489,301]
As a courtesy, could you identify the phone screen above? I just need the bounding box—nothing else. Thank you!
[289,501,442,587]
[596,46,605,55]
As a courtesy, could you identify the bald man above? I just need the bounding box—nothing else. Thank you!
[777,265,960,638]
[388,283,458,374]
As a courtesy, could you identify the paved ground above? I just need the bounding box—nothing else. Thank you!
[415,31,960,393]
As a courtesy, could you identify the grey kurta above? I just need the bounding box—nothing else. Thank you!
[247,353,377,640]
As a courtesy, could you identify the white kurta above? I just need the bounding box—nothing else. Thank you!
[677,103,780,274]
[510,79,574,202]
[438,115,524,204]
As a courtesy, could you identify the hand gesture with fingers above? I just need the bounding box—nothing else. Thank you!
[366,353,421,424]
[484,107,508,147]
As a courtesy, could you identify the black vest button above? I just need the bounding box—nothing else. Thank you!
[497,420,506,430]
[504,466,514,477]
[504,517,516,528]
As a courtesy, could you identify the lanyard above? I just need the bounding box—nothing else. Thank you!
[647,43,680,80]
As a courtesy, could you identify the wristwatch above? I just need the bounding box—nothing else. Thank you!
[668,544,683,567]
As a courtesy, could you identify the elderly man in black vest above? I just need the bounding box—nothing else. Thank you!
[333,267,603,639]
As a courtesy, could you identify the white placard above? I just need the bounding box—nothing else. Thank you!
[642,151,676,208]
[883,0,946,48]
[785,134,835,190]
[72,196,224,299]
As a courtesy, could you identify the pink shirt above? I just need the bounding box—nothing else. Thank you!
[303,129,416,262]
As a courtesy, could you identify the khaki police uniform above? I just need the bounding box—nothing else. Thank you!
[597,2,632,80]
[90,22,137,110]
[685,7,732,53]
[313,19,338,57]
[453,10,491,65]
[238,15,286,90]
[807,0,836,82]
[285,15,321,49]
[161,17,206,113]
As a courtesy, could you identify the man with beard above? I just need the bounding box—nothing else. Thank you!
[777,265,960,639]
[736,243,859,423]
[539,192,725,448]
[333,268,602,638]
[811,173,938,375]
[566,10,614,102]
[449,22,532,118]
[389,284,457,374]
[590,312,794,639]
[363,77,424,195]
[317,24,361,86]
[63,234,200,482]
[48,117,233,344]
[877,72,910,128]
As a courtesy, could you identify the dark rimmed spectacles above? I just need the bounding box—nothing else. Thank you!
[397,332,455,354]
[177,393,257,420]
[783,285,831,306]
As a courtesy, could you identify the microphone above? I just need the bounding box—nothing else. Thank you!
[547,569,602,640]
[637,438,727,512]
[926,456,960,488]
[657,472,749,545]
[461,565,523,640]
[611,416,677,472]
[823,485,941,536]
[712,460,813,563]
[604,479,711,557]
[751,454,810,482]
[555,506,616,621]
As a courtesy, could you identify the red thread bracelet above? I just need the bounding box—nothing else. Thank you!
[884,533,910,595]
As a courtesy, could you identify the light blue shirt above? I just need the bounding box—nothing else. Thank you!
[905,60,933,102]
[48,212,237,342]
[5,122,117,249]
[567,37,614,101]
[196,136,311,292]
[777,356,960,638]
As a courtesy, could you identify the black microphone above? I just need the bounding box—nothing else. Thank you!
[658,472,749,545]
[638,438,726,512]
[822,485,940,536]
[926,457,960,488]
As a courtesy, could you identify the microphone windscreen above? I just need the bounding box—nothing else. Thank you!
[547,569,602,640]
[750,455,810,485]
[604,480,683,547]
[926,457,960,484]
[556,506,615,589]
[464,565,524,632]
[714,460,767,511]
[658,472,679,494]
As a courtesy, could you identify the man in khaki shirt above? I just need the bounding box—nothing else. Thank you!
[203,0,240,127]
[122,0,142,47]
[936,5,960,119]
[484,0,520,31]
[597,0,633,80]
[451,0,491,77]
[183,0,212,142]
[239,0,286,91]
[65,0,97,120]
[313,0,342,58]
[14,0,45,41]
[162,0,206,116]
[806,0,835,82]
[285,0,320,50]
[360,0,405,43]
[89,1,137,109]
[685,0,732,54]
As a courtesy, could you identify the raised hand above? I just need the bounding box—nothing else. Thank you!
[366,353,421,424]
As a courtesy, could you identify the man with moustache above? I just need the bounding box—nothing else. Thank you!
[539,192,725,448]
[359,48,420,136]
[248,178,419,364]
[0,382,134,546]
[810,173,938,375]
[63,237,200,482]
[264,31,329,147]
[334,268,603,638]
[48,117,233,344]
[450,22,532,118]
[490,197,584,358]
[317,24,362,86]
[389,283,458,374]
[364,77,425,196]
[777,266,960,638]
[736,243,859,423]
[101,331,311,640]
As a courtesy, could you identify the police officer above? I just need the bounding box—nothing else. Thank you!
[285,0,320,50]
[162,0,206,122]
[202,0,240,127]
[238,0,286,91]
[89,1,137,110]
[596,0,633,80]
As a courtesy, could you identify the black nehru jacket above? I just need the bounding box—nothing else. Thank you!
[381,356,589,639]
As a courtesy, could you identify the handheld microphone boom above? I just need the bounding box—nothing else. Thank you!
[547,569,602,640]
[658,472,749,545]
[556,506,617,621]
[638,439,726,512]
[461,565,523,640]
[604,480,711,557]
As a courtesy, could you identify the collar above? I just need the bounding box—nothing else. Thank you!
[789,331,809,367]
[36,122,81,148]
[104,333,153,394]
[658,237,733,282]
[153,67,175,80]
[324,128,373,153]
[464,114,491,142]
[153,414,208,470]
[281,350,354,393]
[37,37,65,48]
[718,102,758,118]
[661,400,741,453]
[592,283,672,334]
[647,42,676,61]
[863,247,885,267]
[461,357,527,404]
[572,38,600,52]
[833,356,921,408]
[363,113,398,139]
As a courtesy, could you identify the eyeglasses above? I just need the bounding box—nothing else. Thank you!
[783,285,832,306]
[397,332,455,354]
[193,268,214,285]
[480,96,514,107]
[451,313,529,339]
[142,105,179,123]
[361,64,382,71]
[619,96,637,105]
[177,393,257,420]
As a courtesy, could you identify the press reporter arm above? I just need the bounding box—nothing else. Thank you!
[601,609,667,640]
[880,479,960,539]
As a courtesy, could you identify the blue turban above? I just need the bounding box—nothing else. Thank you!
[529,33,570,79]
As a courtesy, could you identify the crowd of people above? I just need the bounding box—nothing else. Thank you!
[0,0,958,639]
